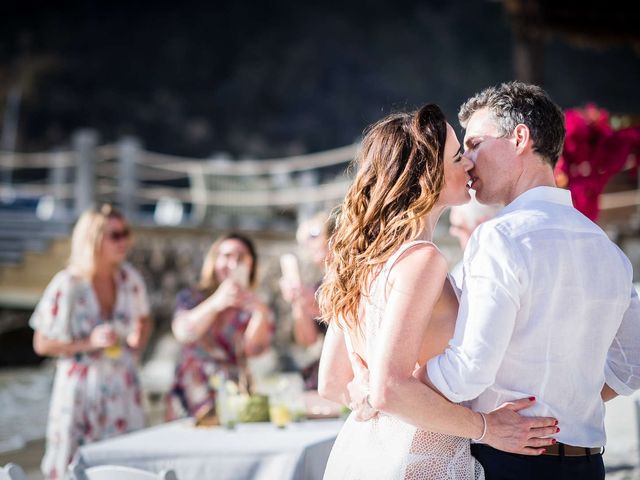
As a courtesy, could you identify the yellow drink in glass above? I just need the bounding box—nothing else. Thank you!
[270,404,291,428]
[103,344,122,359]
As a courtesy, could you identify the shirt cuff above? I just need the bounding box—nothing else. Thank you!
[604,363,634,396]
[426,356,465,403]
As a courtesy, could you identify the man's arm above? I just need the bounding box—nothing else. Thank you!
[604,282,640,397]
[364,244,486,439]
[365,244,557,451]
[348,242,556,454]
[426,226,522,402]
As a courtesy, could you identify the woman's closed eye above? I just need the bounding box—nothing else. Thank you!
[453,146,464,163]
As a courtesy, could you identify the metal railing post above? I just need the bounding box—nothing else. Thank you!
[117,136,141,222]
[73,129,98,215]
[0,85,22,203]
[49,148,69,219]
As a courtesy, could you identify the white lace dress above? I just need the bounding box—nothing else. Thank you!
[323,241,484,480]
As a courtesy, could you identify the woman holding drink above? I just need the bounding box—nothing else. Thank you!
[31,204,152,480]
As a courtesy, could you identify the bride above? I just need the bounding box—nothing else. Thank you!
[317,104,557,479]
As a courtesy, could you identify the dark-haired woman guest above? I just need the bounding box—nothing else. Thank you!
[166,233,273,419]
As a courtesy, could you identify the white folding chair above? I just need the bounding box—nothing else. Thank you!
[0,463,27,480]
[79,465,178,480]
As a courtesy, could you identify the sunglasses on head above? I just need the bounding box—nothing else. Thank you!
[107,228,130,241]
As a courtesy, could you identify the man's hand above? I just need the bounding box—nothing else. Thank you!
[347,352,379,422]
[483,397,559,455]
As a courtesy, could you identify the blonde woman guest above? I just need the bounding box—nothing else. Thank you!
[166,233,273,420]
[317,105,557,479]
[31,205,152,480]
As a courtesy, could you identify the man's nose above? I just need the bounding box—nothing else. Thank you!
[462,154,475,171]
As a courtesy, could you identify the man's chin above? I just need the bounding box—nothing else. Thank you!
[473,189,492,205]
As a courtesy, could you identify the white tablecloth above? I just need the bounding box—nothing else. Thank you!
[71,418,344,480]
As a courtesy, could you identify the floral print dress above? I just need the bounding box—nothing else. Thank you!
[30,263,149,480]
[165,287,253,420]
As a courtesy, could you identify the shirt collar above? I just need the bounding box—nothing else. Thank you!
[500,186,573,216]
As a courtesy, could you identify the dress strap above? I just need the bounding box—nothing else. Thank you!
[379,240,439,289]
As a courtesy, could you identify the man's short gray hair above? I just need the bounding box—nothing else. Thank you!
[458,81,565,167]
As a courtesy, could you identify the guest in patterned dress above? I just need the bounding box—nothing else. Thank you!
[166,233,273,420]
[31,205,152,480]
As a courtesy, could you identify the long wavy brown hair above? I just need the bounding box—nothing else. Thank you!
[318,104,447,332]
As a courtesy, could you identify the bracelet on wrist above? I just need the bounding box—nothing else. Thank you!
[472,412,488,442]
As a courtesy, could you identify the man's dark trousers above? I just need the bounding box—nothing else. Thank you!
[471,444,605,480]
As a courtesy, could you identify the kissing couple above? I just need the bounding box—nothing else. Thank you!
[317,81,640,480]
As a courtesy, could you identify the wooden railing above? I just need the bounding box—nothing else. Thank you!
[0,130,358,229]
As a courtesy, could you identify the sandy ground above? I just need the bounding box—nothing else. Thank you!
[3,393,640,479]
[0,391,166,480]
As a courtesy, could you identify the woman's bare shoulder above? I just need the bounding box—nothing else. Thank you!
[388,242,448,288]
[394,242,447,269]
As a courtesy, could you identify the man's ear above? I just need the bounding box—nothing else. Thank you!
[513,124,530,154]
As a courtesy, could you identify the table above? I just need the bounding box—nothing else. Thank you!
[71,418,344,480]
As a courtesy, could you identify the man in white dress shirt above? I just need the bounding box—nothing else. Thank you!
[423,81,640,479]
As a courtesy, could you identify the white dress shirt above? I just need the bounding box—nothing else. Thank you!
[427,186,640,447]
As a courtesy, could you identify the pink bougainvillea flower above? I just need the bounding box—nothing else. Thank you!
[554,104,640,221]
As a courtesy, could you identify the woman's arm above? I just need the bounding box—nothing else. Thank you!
[243,299,273,356]
[291,287,322,347]
[317,322,353,405]
[367,244,557,451]
[367,244,486,436]
[171,281,243,344]
[127,314,153,351]
[281,279,321,347]
[33,331,92,356]
[33,324,117,357]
